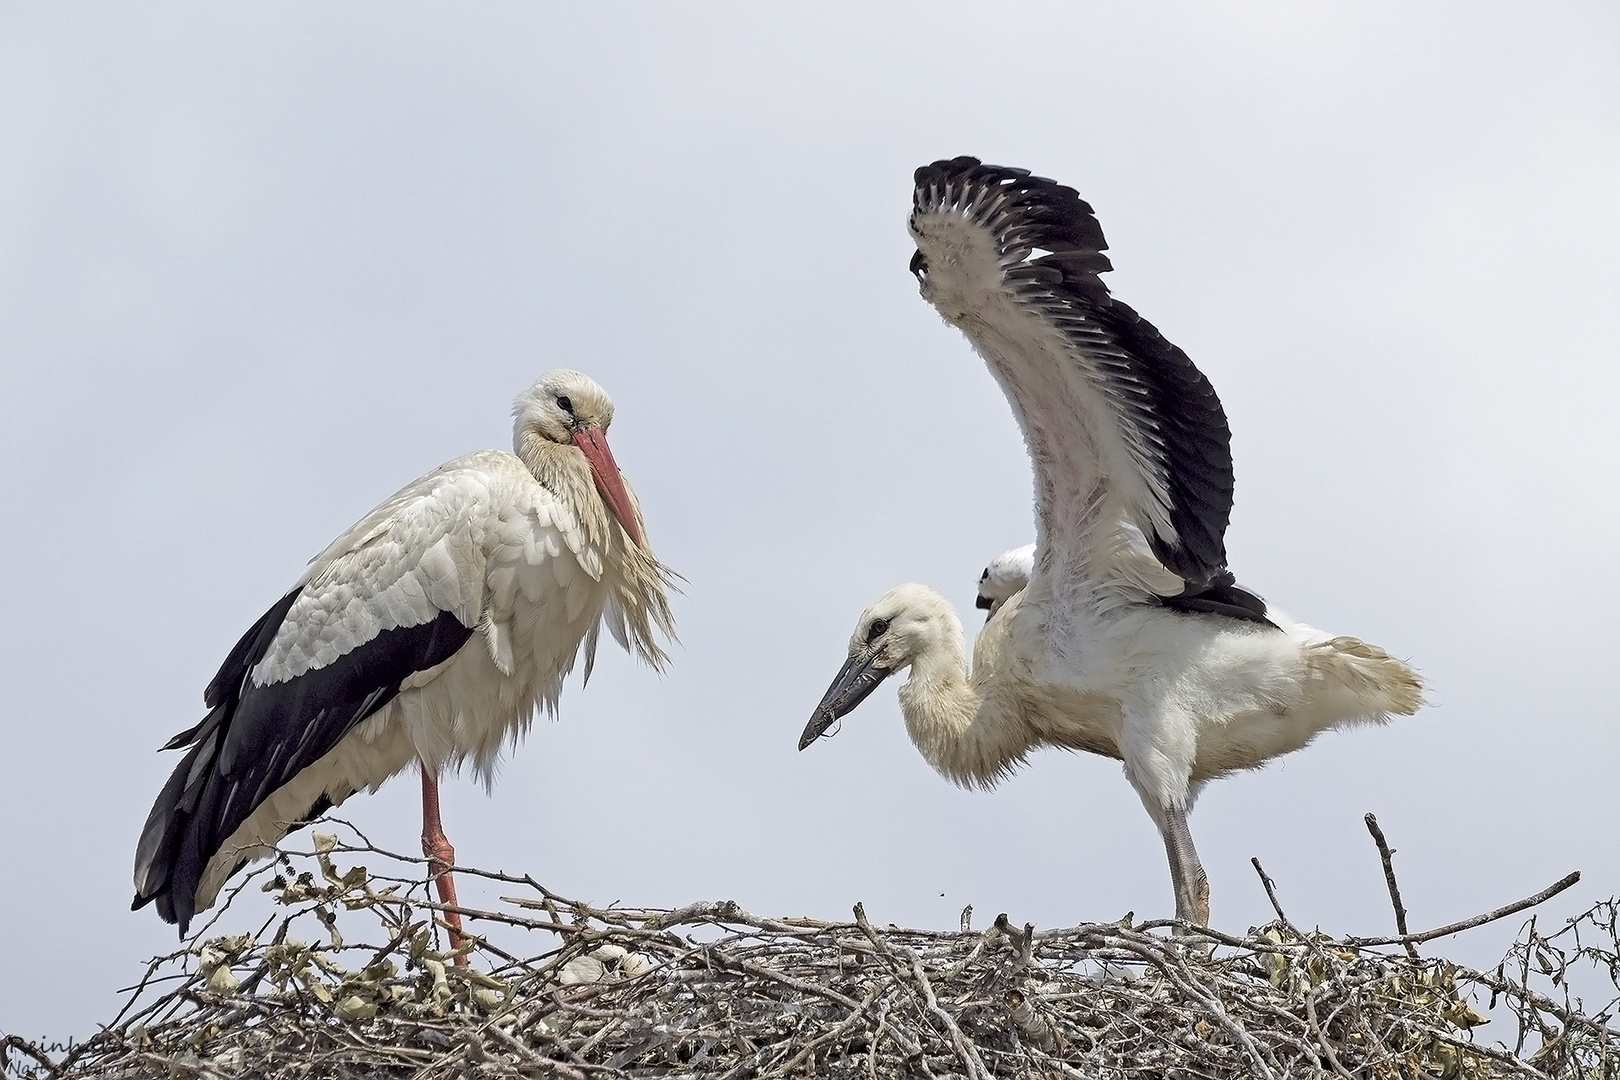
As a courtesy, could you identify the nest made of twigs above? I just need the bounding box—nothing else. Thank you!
[6,826,1618,1080]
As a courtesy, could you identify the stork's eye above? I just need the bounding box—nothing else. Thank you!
[556,395,575,417]
[866,618,890,643]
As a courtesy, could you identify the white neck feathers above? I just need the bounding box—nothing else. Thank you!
[895,614,1030,789]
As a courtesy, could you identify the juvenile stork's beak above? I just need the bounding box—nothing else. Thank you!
[571,427,644,548]
[799,649,893,750]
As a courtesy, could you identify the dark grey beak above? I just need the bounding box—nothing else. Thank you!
[799,650,893,750]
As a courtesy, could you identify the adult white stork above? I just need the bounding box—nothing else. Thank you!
[133,369,676,946]
[800,158,1422,926]
[975,543,1035,618]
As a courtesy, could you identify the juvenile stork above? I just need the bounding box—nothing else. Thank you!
[800,158,1422,926]
[975,543,1035,619]
[134,369,676,944]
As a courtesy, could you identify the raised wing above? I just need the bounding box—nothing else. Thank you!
[910,157,1264,621]
[131,452,576,932]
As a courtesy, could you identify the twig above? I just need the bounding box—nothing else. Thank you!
[770,982,888,1074]
[853,903,990,1080]
[1,1036,59,1073]
[1251,857,1293,929]
[1304,986,1357,1080]
[1349,872,1581,947]
[1364,812,1420,959]
[1459,961,1620,1044]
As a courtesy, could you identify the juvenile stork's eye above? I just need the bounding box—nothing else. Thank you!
[866,618,890,643]
[556,395,575,417]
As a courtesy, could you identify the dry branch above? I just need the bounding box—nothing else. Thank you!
[1363,813,1420,961]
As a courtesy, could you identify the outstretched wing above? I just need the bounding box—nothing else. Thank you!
[910,157,1264,621]
[131,453,552,933]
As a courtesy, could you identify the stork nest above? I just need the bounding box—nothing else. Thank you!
[6,824,1618,1080]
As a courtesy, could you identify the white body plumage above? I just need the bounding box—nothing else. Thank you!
[872,582,1418,807]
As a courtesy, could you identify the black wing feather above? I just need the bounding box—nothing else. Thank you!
[1161,573,1271,624]
[133,596,473,933]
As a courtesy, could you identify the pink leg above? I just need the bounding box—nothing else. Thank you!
[420,764,469,965]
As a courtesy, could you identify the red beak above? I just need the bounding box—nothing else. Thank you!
[571,428,644,548]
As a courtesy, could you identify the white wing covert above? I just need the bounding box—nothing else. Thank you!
[909,157,1267,622]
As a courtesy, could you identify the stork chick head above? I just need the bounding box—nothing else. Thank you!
[799,583,959,750]
[976,543,1035,618]
[513,369,644,547]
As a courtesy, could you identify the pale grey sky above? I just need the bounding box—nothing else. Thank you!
[3,2,1618,1042]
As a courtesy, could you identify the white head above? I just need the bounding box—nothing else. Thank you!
[512,369,643,547]
[975,543,1035,618]
[513,369,616,446]
[799,583,962,750]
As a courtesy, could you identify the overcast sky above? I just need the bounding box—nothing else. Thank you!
[3,2,1618,1043]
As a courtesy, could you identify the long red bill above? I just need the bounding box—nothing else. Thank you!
[571,428,644,548]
